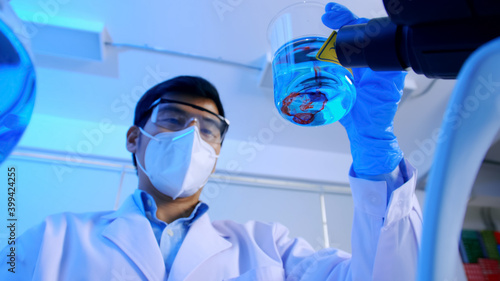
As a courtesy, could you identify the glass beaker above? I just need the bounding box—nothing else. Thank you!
[268,1,356,126]
[0,17,36,164]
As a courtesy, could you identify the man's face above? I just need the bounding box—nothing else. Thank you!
[126,92,222,197]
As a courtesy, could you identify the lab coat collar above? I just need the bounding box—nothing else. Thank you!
[101,195,167,281]
[134,188,209,228]
[168,210,232,280]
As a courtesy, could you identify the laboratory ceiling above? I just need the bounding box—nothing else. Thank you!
[9,0,499,179]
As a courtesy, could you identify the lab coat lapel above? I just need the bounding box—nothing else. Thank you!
[101,195,166,281]
[169,213,232,280]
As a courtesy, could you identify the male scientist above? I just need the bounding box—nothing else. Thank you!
[1,3,422,281]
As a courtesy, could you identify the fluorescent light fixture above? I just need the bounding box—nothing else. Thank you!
[14,9,108,61]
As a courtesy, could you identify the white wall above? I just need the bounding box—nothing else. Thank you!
[468,162,500,209]
[459,162,500,230]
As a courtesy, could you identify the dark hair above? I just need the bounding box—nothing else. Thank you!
[131,75,225,167]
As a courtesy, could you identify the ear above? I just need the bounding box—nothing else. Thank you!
[126,126,140,153]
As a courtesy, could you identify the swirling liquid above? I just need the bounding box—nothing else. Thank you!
[272,37,356,126]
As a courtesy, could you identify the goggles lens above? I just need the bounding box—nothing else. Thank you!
[150,99,229,144]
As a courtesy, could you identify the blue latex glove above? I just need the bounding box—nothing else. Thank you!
[322,3,406,176]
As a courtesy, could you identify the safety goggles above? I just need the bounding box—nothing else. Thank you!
[148,98,230,144]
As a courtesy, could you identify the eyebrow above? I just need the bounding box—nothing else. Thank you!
[158,107,185,115]
[161,104,221,126]
[201,116,219,127]
[155,98,221,118]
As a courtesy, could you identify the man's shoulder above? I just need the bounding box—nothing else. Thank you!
[1,209,117,255]
[45,209,116,223]
[31,209,117,235]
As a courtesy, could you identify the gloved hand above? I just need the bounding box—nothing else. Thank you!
[322,2,406,176]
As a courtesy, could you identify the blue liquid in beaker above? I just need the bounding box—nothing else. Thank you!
[0,19,36,164]
[272,37,356,126]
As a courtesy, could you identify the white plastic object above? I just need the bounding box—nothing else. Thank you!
[417,37,500,281]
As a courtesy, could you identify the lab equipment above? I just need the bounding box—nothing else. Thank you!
[268,2,356,126]
[329,0,500,78]
[0,8,36,165]
[417,37,500,281]
[322,3,406,176]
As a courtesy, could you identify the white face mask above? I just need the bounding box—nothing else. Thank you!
[135,126,218,199]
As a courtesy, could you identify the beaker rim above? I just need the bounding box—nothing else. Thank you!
[267,1,332,58]
[267,1,327,43]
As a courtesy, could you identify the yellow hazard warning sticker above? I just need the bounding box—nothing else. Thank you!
[316,30,353,76]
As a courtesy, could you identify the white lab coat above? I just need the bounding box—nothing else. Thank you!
[0,161,421,281]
